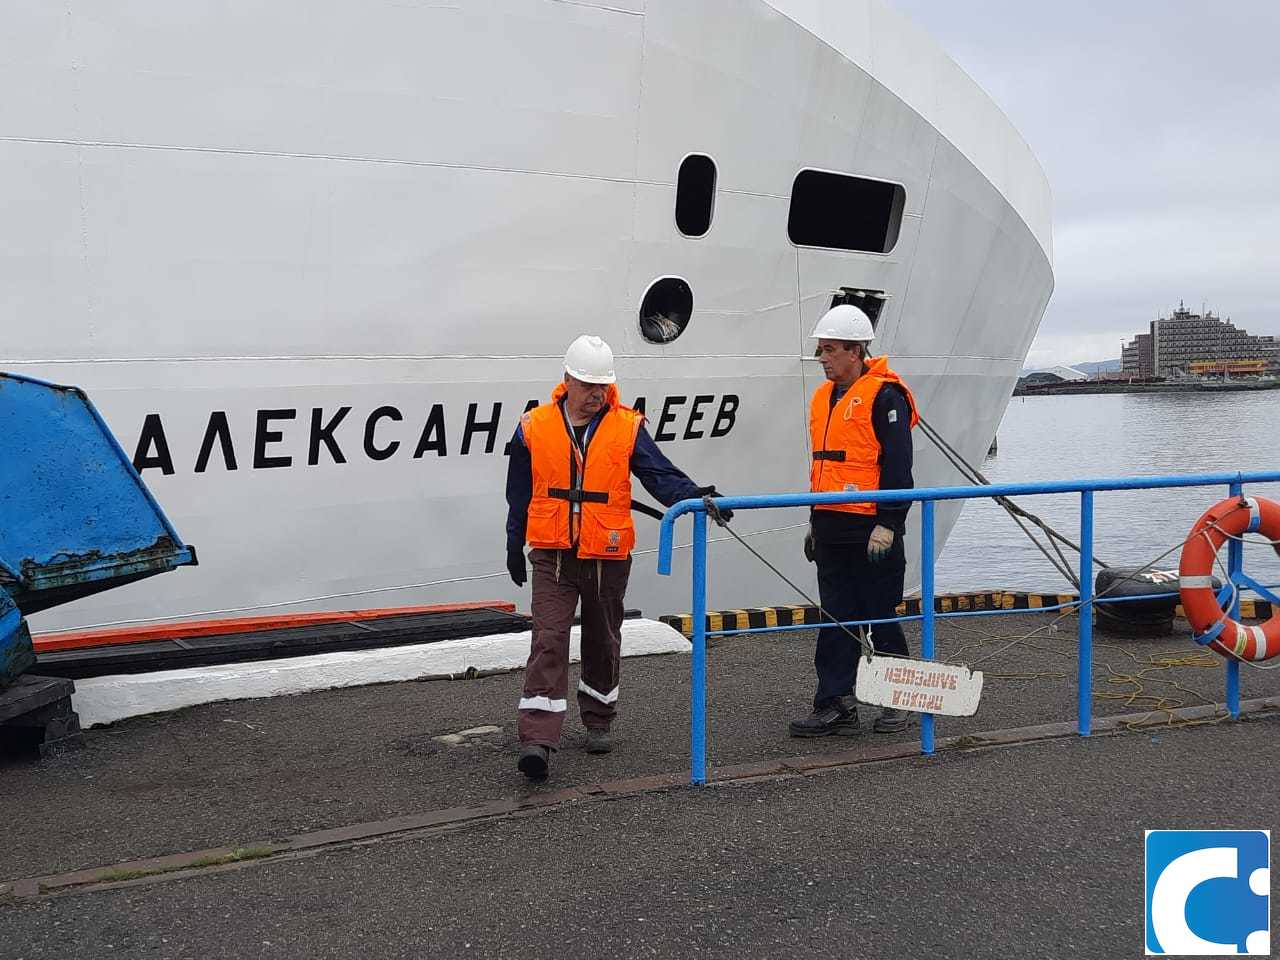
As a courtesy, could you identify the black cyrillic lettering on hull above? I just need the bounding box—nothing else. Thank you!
[655,396,687,442]
[462,402,501,455]
[684,395,715,440]
[309,407,351,466]
[195,411,238,473]
[364,406,403,461]
[413,404,448,458]
[711,395,739,438]
[137,393,741,476]
[254,409,296,469]
[133,414,175,475]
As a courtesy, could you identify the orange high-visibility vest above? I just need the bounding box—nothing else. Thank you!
[809,356,918,515]
[522,382,644,559]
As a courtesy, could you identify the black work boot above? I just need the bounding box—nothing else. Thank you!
[788,699,860,738]
[585,727,613,754]
[873,707,912,733]
[517,744,550,781]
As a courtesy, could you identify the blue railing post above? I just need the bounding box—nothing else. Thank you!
[920,499,936,755]
[1078,491,1094,736]
[1226,480,1243,719]
[690,508,709,785]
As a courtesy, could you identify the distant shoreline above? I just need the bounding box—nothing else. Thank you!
[1013,380,1280,397]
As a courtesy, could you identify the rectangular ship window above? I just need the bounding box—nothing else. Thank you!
[675,154,717,238]
[788,170,905,254]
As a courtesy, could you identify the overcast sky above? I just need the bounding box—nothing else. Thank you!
[892,0,1280,368]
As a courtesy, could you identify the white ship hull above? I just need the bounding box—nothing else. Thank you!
[1,0,1053,632]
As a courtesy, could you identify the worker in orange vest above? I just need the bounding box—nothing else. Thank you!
[505,335,730,781]
[791,305,919,738]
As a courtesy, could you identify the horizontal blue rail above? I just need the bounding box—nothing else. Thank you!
[658,469,1280,785]
[658,470,1280,572]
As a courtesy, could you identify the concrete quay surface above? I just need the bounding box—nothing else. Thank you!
[2,611,1277,959]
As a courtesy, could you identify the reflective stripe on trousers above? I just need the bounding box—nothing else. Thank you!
[518,549,631,748]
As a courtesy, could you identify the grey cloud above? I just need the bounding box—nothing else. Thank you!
[892,0,1280,361]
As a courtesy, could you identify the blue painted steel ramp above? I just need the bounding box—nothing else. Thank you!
[0,373,195,683]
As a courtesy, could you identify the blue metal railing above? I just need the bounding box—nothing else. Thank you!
[657,470,1280,785]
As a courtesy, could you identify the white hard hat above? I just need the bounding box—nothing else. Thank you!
[809,304,874,343]
[563,334,616,384]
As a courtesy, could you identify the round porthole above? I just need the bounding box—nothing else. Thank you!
[639,277,693,344]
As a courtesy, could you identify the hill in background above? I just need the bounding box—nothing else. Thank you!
[1021,358,1122,376]
[1073,358,1122,375]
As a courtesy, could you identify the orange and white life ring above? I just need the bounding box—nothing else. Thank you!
[1178,495,1280,662]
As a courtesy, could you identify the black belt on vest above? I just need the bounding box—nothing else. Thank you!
[548,487,610,504]
[812,450,847,462]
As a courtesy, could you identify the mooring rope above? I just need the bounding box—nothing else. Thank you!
[708,495,1277,727]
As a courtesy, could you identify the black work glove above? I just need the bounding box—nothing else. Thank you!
[506,546,527,587]
[803,530,816,563]
[696,485,733,524]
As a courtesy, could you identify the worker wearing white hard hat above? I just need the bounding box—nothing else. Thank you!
[562,334,616,384]
[503,334,732,781]
[809,303,877,343]
[790,303,921,738]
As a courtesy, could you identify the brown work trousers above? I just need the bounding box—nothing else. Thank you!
[518,549,631,748]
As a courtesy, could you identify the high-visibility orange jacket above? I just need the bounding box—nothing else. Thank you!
[522,383,644,559]
[809,356,918,515]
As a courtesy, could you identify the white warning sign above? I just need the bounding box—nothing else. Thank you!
[855,657,984,717]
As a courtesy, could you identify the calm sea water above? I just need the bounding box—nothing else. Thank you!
[934,391,1280,593]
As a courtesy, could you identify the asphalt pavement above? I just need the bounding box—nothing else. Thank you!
[2,611,1277,959]
[2,716,1276,959]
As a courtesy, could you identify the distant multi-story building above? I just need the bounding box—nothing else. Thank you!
[1121,332,1155,377]
[1120,303,1280,377]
